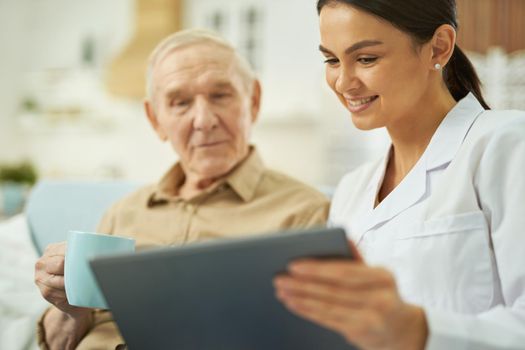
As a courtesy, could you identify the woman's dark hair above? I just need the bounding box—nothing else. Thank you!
[317,0,490,109]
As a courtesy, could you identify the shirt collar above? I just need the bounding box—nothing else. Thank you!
[147,146,264,206]
[147,163,185,206]
[224,147,265,202]
[424,92,485,171]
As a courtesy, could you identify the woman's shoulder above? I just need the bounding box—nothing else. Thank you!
[467,109,525,150]
[453,109,525,179]
[475,109,525,134]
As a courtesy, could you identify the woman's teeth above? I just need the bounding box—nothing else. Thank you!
[348,96,377,106]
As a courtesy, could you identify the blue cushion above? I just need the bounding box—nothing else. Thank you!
[26,180,139,256]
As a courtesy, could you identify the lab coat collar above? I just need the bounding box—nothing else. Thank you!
[353,93,485,241]
[424,93,485,171]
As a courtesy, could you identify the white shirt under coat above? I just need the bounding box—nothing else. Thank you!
[330,93,525,350]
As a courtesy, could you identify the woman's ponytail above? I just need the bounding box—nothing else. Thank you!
[444,45,490,109]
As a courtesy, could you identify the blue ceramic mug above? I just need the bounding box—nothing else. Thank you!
[65,230,135,309]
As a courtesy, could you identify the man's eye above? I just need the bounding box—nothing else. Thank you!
[323,58,339,66]
[211,93,231,100]
[172,99,190,107]
[357,56,378,65]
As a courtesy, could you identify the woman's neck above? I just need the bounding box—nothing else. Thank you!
[377,87,457,204]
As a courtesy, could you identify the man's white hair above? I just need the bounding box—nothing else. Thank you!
[145,28,256,103]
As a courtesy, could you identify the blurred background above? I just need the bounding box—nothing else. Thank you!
[0,0,524,218]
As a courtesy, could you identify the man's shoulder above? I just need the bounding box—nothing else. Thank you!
[107,183,157,211]
[259,168,329,203]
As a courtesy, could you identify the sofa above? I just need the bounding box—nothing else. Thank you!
[0,180,139,350]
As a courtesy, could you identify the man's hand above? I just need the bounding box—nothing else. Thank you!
[35,242,93,349]
[35,242,73,314]
[42,307,93,350]
[273,240,428,350]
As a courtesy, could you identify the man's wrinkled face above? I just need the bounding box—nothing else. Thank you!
[146,43,260,180]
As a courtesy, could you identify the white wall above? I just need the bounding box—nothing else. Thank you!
[24,0,134,70]
[19,103,175,181]
[184,0,325,119]
[0,0,170,183]
[0,0,29,162]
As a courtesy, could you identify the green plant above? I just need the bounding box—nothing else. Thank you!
[0,161,38,185]
[20,96,39,112]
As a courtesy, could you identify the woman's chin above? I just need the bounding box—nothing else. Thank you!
[350,115,383,131]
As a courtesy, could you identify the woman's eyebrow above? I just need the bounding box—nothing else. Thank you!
[319,40,384,55]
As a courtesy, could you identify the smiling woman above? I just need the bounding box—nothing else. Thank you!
[273,1,525,350]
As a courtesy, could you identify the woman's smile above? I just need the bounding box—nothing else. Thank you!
[344,95,379,113]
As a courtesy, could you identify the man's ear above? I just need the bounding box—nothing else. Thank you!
[250,80,262,123]
[430,24,456,70]
[144,100,168,142]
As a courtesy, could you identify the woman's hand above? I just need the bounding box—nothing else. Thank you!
[273,241,428,350]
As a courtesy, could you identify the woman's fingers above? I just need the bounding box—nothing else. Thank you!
[347,239,364,263]
[287,260,396,289]
[275,256,428,350]
[274,275,368,307]
[275,275,400,314]
[278,292,383,347]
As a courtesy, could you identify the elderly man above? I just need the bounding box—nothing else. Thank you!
[34,29,329,349]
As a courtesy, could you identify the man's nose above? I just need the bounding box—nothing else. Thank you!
[193,97,218,131]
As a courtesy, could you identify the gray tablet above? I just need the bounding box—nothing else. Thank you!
[90,227,357,350]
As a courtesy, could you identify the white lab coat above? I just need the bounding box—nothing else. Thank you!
[330,93,525,350]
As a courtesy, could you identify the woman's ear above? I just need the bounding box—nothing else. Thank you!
[144,100,168,142]
[430,24,456,70]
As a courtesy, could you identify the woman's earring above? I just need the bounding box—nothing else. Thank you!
[434,63,442,70]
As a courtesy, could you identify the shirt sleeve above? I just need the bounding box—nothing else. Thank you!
[76,311,125,350]
[425,119,525,350]
[293,201,330,229]
[96,203,118,234]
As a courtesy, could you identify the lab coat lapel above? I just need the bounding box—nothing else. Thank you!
[351,154,391,242]
[424,93,485,171]
[353,93,485,239]
[353,150,428,239]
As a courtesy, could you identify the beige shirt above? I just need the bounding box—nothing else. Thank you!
[40,149,329,350]
[97,149,329,248]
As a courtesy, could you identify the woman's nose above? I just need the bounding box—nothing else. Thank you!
[335,66,359,94]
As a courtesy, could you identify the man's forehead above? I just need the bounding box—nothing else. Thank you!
[162,77,236,97]
[153,44,240,91]
[157,43,234,73]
